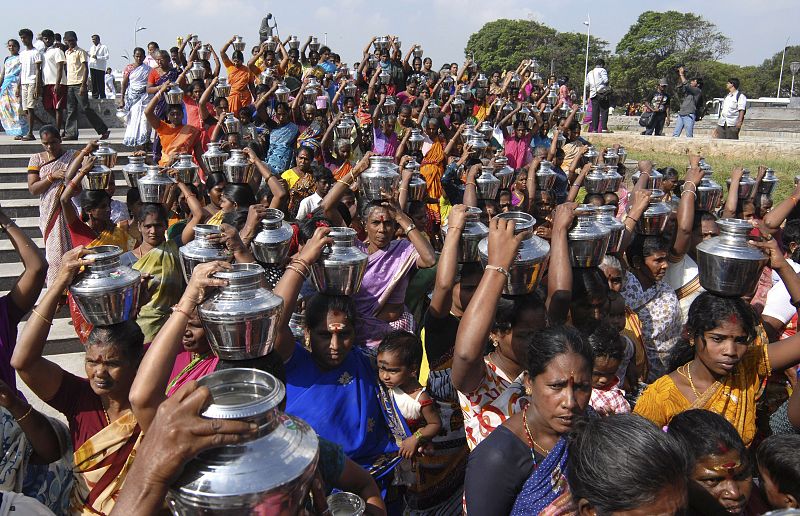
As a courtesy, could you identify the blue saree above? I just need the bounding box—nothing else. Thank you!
[266,122,299,175]
[509,436,574,515]
[284,342,407,480]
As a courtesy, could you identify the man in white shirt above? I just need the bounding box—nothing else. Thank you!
[715,77,746,140]
[40,29,67,136]
[88,35,109,99]
[585,58,610,133]
[296,167,334,220]
[16,28,41,141]
[762,221,800,341]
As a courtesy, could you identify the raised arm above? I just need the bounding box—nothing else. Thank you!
[428,205,467,318]
[145,82,170,130]
[220,36,234,66]
[722,167,743,219]
[207,44,221,78]
[764,180,800,230]
[11,247,91,402]
[244,147,287,209]
[321,152,373,225]
[300,36,311,65]
[566,163,591,202]
[129,261,230,432]
[618,189,652,254]
[0,207,46,315]
[198,77,218,122]
[546,203,577,324]
[671,163,704,260]
[272,228,333,362]
[59,155,97,227]
[444,124,466,157]
[451,217,523,393]
[524,156,540,214]
[462,163,479,208]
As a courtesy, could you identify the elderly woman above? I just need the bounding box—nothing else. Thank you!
[119,47,152,148]
[12,247,145,515]
[220,35,258,116]
[464,325,593,514]
[320,154,436,347]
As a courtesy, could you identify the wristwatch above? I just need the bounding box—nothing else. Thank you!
[404,223,417,234]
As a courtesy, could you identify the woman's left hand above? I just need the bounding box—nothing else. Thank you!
[749,228,787,270]
[211,223,248,255]
[182,261,232,306]
[297,226,333,265]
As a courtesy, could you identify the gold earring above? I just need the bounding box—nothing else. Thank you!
[525,388,532,396]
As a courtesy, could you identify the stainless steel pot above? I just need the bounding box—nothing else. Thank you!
[138,165,174,203]
[593,204,624,254]
[636,189,671,235]
[603,148,619,166]
[360,156,399,201]
[167,368,318,514]
[221,113,241,134]
[758,168,778,195]
[406,128,425,153]
[165,84,184,105]
[583,145,599,165]
[310,227,369,295]
[478,212,550,295]
[275,82,290,103]
[232,36,246,52]
[287,36,300,50]
[215,77,231,98]
[477,120,493,140]
[251,209,293,265]
[617,146,627,164]
[289,311,305,342]
[69,245,141,326]
[198,264,284,359]
[202,142,228,174]
[335,120,354,139]
[476,166,501,200]
[223,149,254,184]
[695,218,768,297]
[603,165,623,192]
[179,225,234,283]
[122,155,147,187]
[380,95,396,114]
[81,161,113,191]
[94,140,117,169]
[568,206,610,267]
[726,169,757,199]
[309,37,320,53]
[327,492,366,516]
[173,154,198,184]
[536,160,557,191]
[583,165,610,194]
[493,157,514,190]
[188,61,206,82]
[405,159,427,202]
[695,164,722,212]
[441,206,488,263]
[197,44,211,61]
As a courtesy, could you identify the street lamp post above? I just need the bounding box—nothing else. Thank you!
[791,61,800,97]
[582,15,590,109]
[776,37,789,98]
[134,17,147,52]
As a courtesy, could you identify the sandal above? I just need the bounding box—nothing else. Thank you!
[21,134,35,141]
[13,136,22,140]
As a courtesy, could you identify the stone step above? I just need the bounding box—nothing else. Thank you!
[0,288,70,321]
[0,139,129,155]
[0,195,126,219]
[0,237,44,261]
[0,180,129,200]
[0,217,42,239]
[17,316,83,355]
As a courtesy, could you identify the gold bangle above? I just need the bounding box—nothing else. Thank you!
[285,264,309,280]
[681,189,696,198]
[624,215,638,225]
[15,404,34,424]
[683,180,697,191]
[336,179,351,187]
[171,304,192,319]
[31,309,53,326]
[291,258,311,274]
[349,170,357,183]
[399,187,408,191]
[465,181,477,187]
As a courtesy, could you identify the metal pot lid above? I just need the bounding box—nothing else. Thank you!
[213,262,266,282]
[495,211,535,234]
[199,368,285,420]
[84,244,123,261]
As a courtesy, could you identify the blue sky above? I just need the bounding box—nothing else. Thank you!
[1,0,796,71]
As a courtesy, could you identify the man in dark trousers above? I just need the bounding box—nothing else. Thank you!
[63,31,109,140]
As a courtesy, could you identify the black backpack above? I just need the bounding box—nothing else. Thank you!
[694,92,706,121]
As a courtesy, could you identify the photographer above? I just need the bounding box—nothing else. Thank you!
[672,66,703,138]
[641,79,670,136]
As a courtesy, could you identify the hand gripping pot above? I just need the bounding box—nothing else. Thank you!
[440,206,488,263]
[404,159,427,202]
[406,128,425,153]
[138,165,175,204]
[568,206,611,267]
[179,225,233,283]
[475,166,501,200]
[695,218,769,298]
[215,77,231,98]
[726,169,757,199]
[93,140,117,168]
[695,164,722,213]
[592,204,625,254]
[251,209,294,265]
[478,212,550,295]
[310,227,369,295]
[122,155,147,187]
[69,245,141,326]
[198,264,284,360]
[164,84,184,106]
[636,189,671,235]
[81,161,113,191]
[583,165,610,195]
[167,369,318,514]
[360,156,400,201]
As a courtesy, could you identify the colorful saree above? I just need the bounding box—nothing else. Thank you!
[634,328,771,446]
[69,410,142,515]
[420,138,445,223]
[28,151,76,287]
[206,209,225,226]
[131,241,184,343]
[266,122,299,175]
[0,55,27,136]
[353,239,419,348]
[224,63,254,116]
[284,169,315,219]
[509,437,575,515]
[121,63,152,147]
[167,351,219,397]
[148,68,178,164]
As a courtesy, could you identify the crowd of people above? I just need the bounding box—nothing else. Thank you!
[0,21,796,516]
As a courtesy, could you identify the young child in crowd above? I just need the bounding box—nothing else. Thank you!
[586,323,631,415]
[376,331,442,461]
[757,435,800,510]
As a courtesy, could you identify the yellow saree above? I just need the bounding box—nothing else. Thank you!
[69,410,142,515]
[132,241,184,342]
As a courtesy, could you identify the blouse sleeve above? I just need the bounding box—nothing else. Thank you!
[465,426,533,515]
[632,379,671,429]
[27,153,41,172]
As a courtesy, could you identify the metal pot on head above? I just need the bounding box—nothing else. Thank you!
[188,61,206,82]
[360,155,400,201]
[69,245,141,326]
[404,159,427,202]
[475,166,501,200]
[232,35,246,52]
[758,168,778,195]
[536,160,558,191]
[164,84,184,105]
[173,154,199,184]
[179,225,233,283]
[81,161,113,191]
[138,165,175,204]
[215,77,231,98]
[251,209,294,265]
[440,206,488,263]
[568,206,611,267]
[636,189,671,235]
[223,149,254,184]
[202,142,228,174]
[593,204,625,254]
[406,128,425,153]
[695,218,769,297]
[94,140,117,168]
[122,155,148,187]
[310,228,369,295]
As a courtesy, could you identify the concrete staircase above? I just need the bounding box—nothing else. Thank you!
[0,129,131,355]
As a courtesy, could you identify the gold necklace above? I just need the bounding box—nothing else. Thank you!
[685,361,702,399]
[523,406,550,456]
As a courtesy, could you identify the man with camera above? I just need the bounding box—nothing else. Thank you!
[672,66,703,138]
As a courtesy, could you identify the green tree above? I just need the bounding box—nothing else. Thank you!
[612,11,731,104]
[754,45,800,98]
[465,18,608,89]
